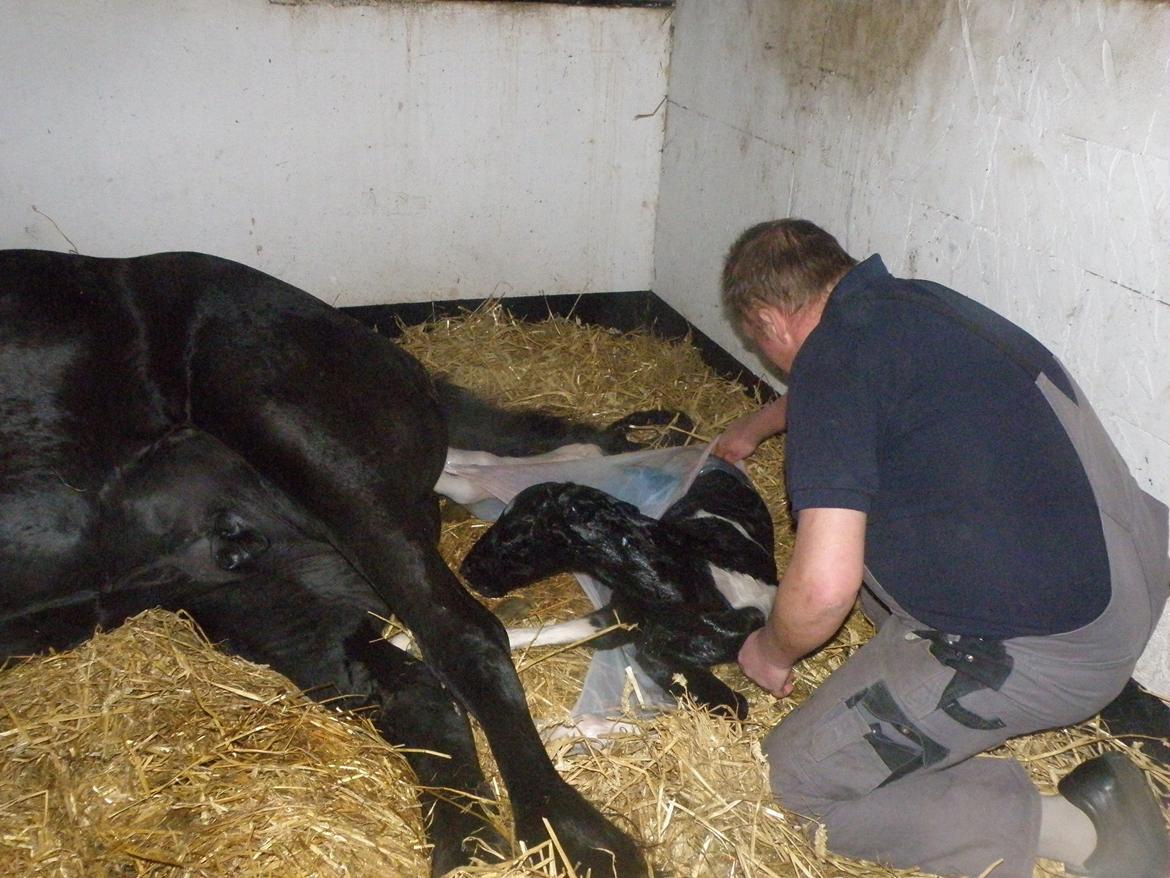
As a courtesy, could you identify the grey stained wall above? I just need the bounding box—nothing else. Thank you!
[653,0,1169,695]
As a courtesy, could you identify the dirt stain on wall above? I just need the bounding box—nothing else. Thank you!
[752,0,950,100]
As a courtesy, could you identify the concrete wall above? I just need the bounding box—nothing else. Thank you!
[653,0,1169,694]
[0,0,670,304]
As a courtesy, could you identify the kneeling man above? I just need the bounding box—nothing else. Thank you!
[715,219,1168,878]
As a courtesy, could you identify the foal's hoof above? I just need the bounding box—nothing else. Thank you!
[667,668,749,721]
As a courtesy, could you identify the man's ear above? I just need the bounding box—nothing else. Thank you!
[753,305,789,342]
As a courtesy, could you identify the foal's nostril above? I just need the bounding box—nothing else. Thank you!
[460,549,494,587]
[459,553,479,579]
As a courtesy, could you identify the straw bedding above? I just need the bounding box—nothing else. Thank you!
[1,303,1166,878]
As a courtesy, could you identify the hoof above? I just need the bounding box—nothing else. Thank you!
[514,785,648,878]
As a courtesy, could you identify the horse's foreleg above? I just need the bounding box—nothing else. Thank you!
[384,539,646,878]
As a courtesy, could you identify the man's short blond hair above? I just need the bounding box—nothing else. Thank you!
[721,219,857,321]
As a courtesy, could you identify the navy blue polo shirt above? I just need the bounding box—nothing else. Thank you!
[786,255,1110,637]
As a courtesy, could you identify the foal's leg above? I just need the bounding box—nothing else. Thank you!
[501,605,636,652]
[633,641,748,720]
[633,608,766,720]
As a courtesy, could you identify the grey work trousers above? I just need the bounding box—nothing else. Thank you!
[762,373,1170,878]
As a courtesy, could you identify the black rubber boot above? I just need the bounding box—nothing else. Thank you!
[1057,752,1169,878]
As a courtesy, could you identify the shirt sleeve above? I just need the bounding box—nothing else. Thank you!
[785,326,880,514]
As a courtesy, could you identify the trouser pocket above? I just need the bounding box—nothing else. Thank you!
[844,680,951,787]
[781,638,957,803]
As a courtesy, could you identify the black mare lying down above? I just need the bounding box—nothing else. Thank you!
[458,457,779,720]
[0,249,657,877]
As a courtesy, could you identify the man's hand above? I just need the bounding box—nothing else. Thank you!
[738,627,796,697]
[712,421,764,464]
[712,396,788,463]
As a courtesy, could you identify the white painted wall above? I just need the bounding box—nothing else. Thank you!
[0,0,670,304]
[653,0,1170,695]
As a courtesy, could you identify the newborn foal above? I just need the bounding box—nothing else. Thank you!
[460,458,778,719]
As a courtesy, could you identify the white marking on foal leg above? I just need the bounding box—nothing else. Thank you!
[442,443,604,472]
[433,469,491,505]
[506,617,603,650]
[435,444,605,504]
